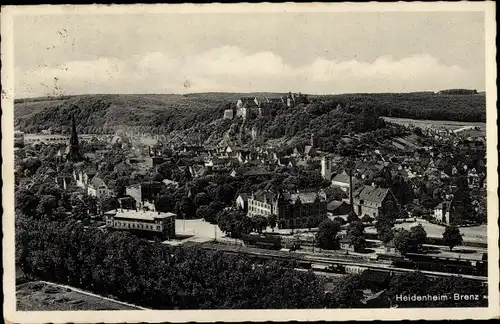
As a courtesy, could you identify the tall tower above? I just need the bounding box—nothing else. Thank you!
[310,133,316,147]
[321,156,332,181]
[68,114,82,161]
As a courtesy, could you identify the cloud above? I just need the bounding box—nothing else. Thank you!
[15,46,475,98]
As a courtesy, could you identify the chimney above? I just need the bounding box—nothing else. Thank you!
[349,169,354,206]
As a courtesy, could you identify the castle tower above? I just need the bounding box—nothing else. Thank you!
[321,156,332,181]
[68,114,82,161]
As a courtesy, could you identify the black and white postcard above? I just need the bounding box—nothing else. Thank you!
[2,2,498,322]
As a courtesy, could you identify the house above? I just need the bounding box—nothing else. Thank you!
[73,168,97,189]
[467,168,481,189]
[125,182,165,209]
[331,170,358,193]
[230,167,273,178]
[434,201,452,224]
[87,177,110,198]
[236,193,249,213]
[247,190,276,217]
[352,185,400,219]
[326,200,352,216]
[55,175,75,191]
[223,109,234,120]
[319,187,347,202]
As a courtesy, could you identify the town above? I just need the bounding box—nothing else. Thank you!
[14,92,488,309]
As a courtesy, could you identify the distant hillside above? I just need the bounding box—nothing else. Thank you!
[308,92,485,122]
[14,92,486,136]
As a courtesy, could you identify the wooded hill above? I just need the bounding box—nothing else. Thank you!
[14,92,485,136]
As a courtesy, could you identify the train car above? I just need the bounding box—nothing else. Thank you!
[345,265,366,274]
[241,234,282,250]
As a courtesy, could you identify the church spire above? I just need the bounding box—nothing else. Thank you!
[68,114,81,161]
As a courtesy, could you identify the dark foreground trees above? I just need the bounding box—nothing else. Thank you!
[16,215,328,309]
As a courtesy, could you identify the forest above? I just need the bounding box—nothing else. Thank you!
[14,91,485,137]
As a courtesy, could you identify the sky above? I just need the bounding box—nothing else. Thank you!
[13,11,485,98]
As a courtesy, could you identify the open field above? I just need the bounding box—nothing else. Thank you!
[16,281,144,311]
[383,117,486,132]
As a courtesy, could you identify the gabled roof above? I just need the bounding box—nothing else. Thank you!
[284,192,321,204]
[252,190,276,202]
[327,200,349,211]
[331,171,350,184]
[237,193,249,201]
[320,186,347,200]
[353,185,391,204]
[89,177,106,188]
[304,145,314,155]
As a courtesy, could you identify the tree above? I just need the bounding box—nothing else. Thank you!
[15,188,39,218]
[101,196,119,213]
[253,216,268,233]
[315,219,341,250]
[379,228,395,245]
[394,228,412,255]
[268,214,277,231]
[347,211,359,224]
[196,205,218,224]
[194,192,211,207]
[361,214,373,223]
[326,274,364,308]
[410,224,427,252]
[37,195,58,219]
[442,226,463,251]
[347,221,366,252]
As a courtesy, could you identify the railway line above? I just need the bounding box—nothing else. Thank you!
[200,242,488,282]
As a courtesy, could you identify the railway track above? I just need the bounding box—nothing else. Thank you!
[201,243,488,282]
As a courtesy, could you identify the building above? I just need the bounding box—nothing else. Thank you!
[247,190,328,229]
[73,168,98,189]
[125,182,164,209]
[236,97,260,119]
[223,109,234,120]
[275,192,328,229]
[321,156,332,180]
[327,200,352,216]
[351,185,400,218]
[331,170,353,191]
[230,167,273,178]
[236,193,249,213]
[105,209,176,239]
[433,201,452,224]
[248,190,276,217]
[87,177,110,198]
[67,114,83,161]
[24,134,70,146]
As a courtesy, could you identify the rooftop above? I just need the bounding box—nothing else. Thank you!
[106,209,176,221]
[353,185,390,204]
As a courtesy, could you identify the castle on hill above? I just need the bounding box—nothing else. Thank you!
[223,92,308,120]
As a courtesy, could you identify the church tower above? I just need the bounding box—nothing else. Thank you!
[68,114,82,161]
[321,156,332,181]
